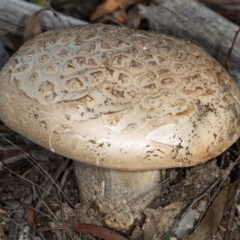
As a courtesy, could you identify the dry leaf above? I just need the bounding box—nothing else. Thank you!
[73,223,128,240]
[131,225,143,240]
[126,3,143,28]
[187,181,238,240]
[23,9,45,43]
[141,202,182,239]
[0,208,11,216]
[24,206,36,229]
[91,0,138,21]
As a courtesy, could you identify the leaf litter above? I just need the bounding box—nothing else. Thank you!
[1,1,240,239]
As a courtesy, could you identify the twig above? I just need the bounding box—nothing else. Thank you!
[34,159,70,211]
[2,137,74,208]
[224,179,240,240]
[47,1,64,27]
[226,27,240,72]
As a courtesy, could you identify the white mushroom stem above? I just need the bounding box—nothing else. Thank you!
[74,162,162,230]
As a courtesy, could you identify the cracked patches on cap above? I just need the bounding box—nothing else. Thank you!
[0,23,240,170]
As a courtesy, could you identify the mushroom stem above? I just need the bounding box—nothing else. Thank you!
[74,162,162,230]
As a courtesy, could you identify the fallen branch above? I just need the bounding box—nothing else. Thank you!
[139,0,240,73]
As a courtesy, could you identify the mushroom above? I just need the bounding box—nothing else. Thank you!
[0,24,239,230]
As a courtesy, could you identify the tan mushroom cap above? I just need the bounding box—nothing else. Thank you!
[0,24,239,170]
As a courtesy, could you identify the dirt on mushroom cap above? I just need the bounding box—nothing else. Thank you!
[0,24,239,170]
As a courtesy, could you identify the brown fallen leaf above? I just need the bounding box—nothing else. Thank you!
[24,206,36,229]
[39,223,128,240]
[186,181,238,240]
[111,9,128,23]
[23,4,64,44]
[126,3,143,29]
[91,0,138,21]
[73,223,128,240]
[23,9,45,43]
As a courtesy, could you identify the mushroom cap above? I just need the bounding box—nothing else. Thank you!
[0,24,239,170]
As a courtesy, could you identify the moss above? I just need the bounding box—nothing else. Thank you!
[29,0,47,7]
